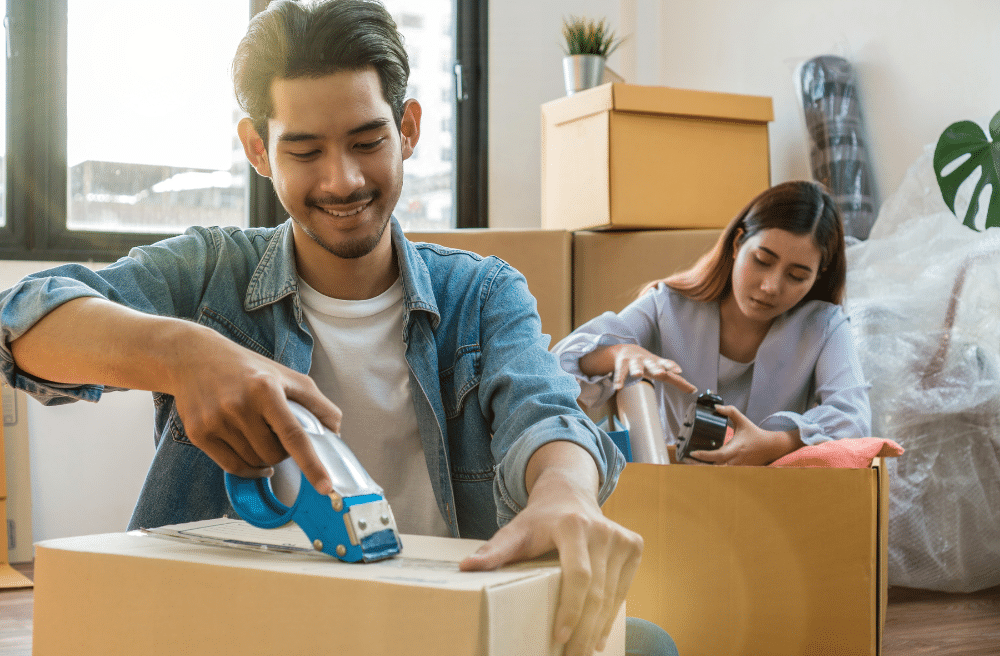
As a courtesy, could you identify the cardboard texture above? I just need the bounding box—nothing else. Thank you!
[572,229,723,327]
[0,397,31,589]
[603,461,888,656]
[406,228,572,343]
[541,83,773,231]
[32,527,625,656]
[1,499,33,588]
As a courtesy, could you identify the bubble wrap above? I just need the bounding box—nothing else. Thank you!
[846,148,1000,592]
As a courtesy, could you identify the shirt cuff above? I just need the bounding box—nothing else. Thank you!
[492,414,625,526]
[761,411,830,446]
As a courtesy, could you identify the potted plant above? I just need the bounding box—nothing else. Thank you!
[560,15,625,96]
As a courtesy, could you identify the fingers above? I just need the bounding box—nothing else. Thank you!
[458,522,533,572]
[612,347,691,393]
[198,434,275,478]
[661,370,698,394]
[689,447,729,465]
[554,516,643,656]
[596,532,642,652]
[262,391,338,495]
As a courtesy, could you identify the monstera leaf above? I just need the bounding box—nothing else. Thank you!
[933,109,1000,231]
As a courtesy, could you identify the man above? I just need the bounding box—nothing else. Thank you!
[0,2,661,654]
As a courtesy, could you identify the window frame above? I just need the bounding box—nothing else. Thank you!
[3,0,487,262]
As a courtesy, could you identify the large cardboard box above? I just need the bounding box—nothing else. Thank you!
[603,461,888,656]
[572,229,722,327]
[542,83,773,231]
[407,229,572,343]
[32,522,625,655]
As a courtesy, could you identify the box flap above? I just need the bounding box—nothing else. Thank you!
[542,83,773,127]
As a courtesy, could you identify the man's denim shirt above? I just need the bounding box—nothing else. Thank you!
[0,218,623,539]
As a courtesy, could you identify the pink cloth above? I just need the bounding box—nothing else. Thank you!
[769,437,904,468]
[716,428,904,468]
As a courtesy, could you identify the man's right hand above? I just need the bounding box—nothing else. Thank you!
[11,296,341,494]
[166,324,341,494]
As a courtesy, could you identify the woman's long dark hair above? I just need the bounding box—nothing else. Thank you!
[641,181,847,306]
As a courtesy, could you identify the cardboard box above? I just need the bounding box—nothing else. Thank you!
[542,83,773,231]
[32,522,625,655]
[406,229,572,343]
[0,499,32,588]
[572,229,723,327]
[603,461,888,656]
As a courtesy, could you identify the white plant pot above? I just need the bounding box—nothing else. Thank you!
[562,54,606,96]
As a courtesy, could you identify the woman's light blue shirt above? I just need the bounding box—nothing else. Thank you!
[553,284,872,445]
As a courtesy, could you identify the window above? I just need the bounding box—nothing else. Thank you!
[3,0,486,261]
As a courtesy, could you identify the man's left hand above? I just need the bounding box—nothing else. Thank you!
[459,441,642,656]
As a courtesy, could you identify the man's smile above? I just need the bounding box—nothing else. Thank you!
[317,200,372,218]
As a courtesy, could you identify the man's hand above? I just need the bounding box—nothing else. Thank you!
[459,441,642,655]
[690,405,803,466]
[165,323,342,494]
[11,296,342,494]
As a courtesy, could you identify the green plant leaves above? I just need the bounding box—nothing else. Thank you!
[561,15,624,57]
[933,109,1000,231]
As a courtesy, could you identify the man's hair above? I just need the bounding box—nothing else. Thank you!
[232,0,409,145]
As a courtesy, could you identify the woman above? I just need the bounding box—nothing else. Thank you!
[553,181,871,465]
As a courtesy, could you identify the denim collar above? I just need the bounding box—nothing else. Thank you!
[243,217,441,332]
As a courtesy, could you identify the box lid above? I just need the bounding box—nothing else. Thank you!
[542,82,774,127]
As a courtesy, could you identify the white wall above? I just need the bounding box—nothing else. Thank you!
[489,0,621,228]
[489,0,1000,228]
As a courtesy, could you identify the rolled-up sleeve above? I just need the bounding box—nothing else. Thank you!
[477,264,625,526]
[760,314,872,443]
[0,227,215,405]
[552,293,663,410]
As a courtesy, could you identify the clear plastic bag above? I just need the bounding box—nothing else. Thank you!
[846,148,1000,592]
[797,55,879,240]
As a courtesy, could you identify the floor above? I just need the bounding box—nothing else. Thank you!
[2,561,998,655]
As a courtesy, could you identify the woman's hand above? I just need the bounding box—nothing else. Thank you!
[580,343,697,394]
[690,405,803,466]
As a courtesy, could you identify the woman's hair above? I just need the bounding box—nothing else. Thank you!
[232,0,409,145]
[642,180,847,305]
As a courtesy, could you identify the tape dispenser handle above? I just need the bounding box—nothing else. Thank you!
[225,471,297,529]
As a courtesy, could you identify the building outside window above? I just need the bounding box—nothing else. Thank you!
[3,0,485,260]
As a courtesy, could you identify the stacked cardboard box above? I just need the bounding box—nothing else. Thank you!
[406,228,572,343]
[542,82,772,324]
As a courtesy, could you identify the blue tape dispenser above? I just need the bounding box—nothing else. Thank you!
[224,401,402,563]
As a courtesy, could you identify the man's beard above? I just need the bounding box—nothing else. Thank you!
[299,189,391,259]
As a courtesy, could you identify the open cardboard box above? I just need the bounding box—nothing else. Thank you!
[603,458,888,656]
[31,519,625,656]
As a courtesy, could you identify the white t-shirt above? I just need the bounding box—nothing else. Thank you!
[270,277,451,538]
[717,353,753,415]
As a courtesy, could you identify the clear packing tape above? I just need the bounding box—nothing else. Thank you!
[847,147,1000,592]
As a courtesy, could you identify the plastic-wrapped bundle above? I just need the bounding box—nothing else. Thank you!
[798,55,879,240]
[847,149,1000,592]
